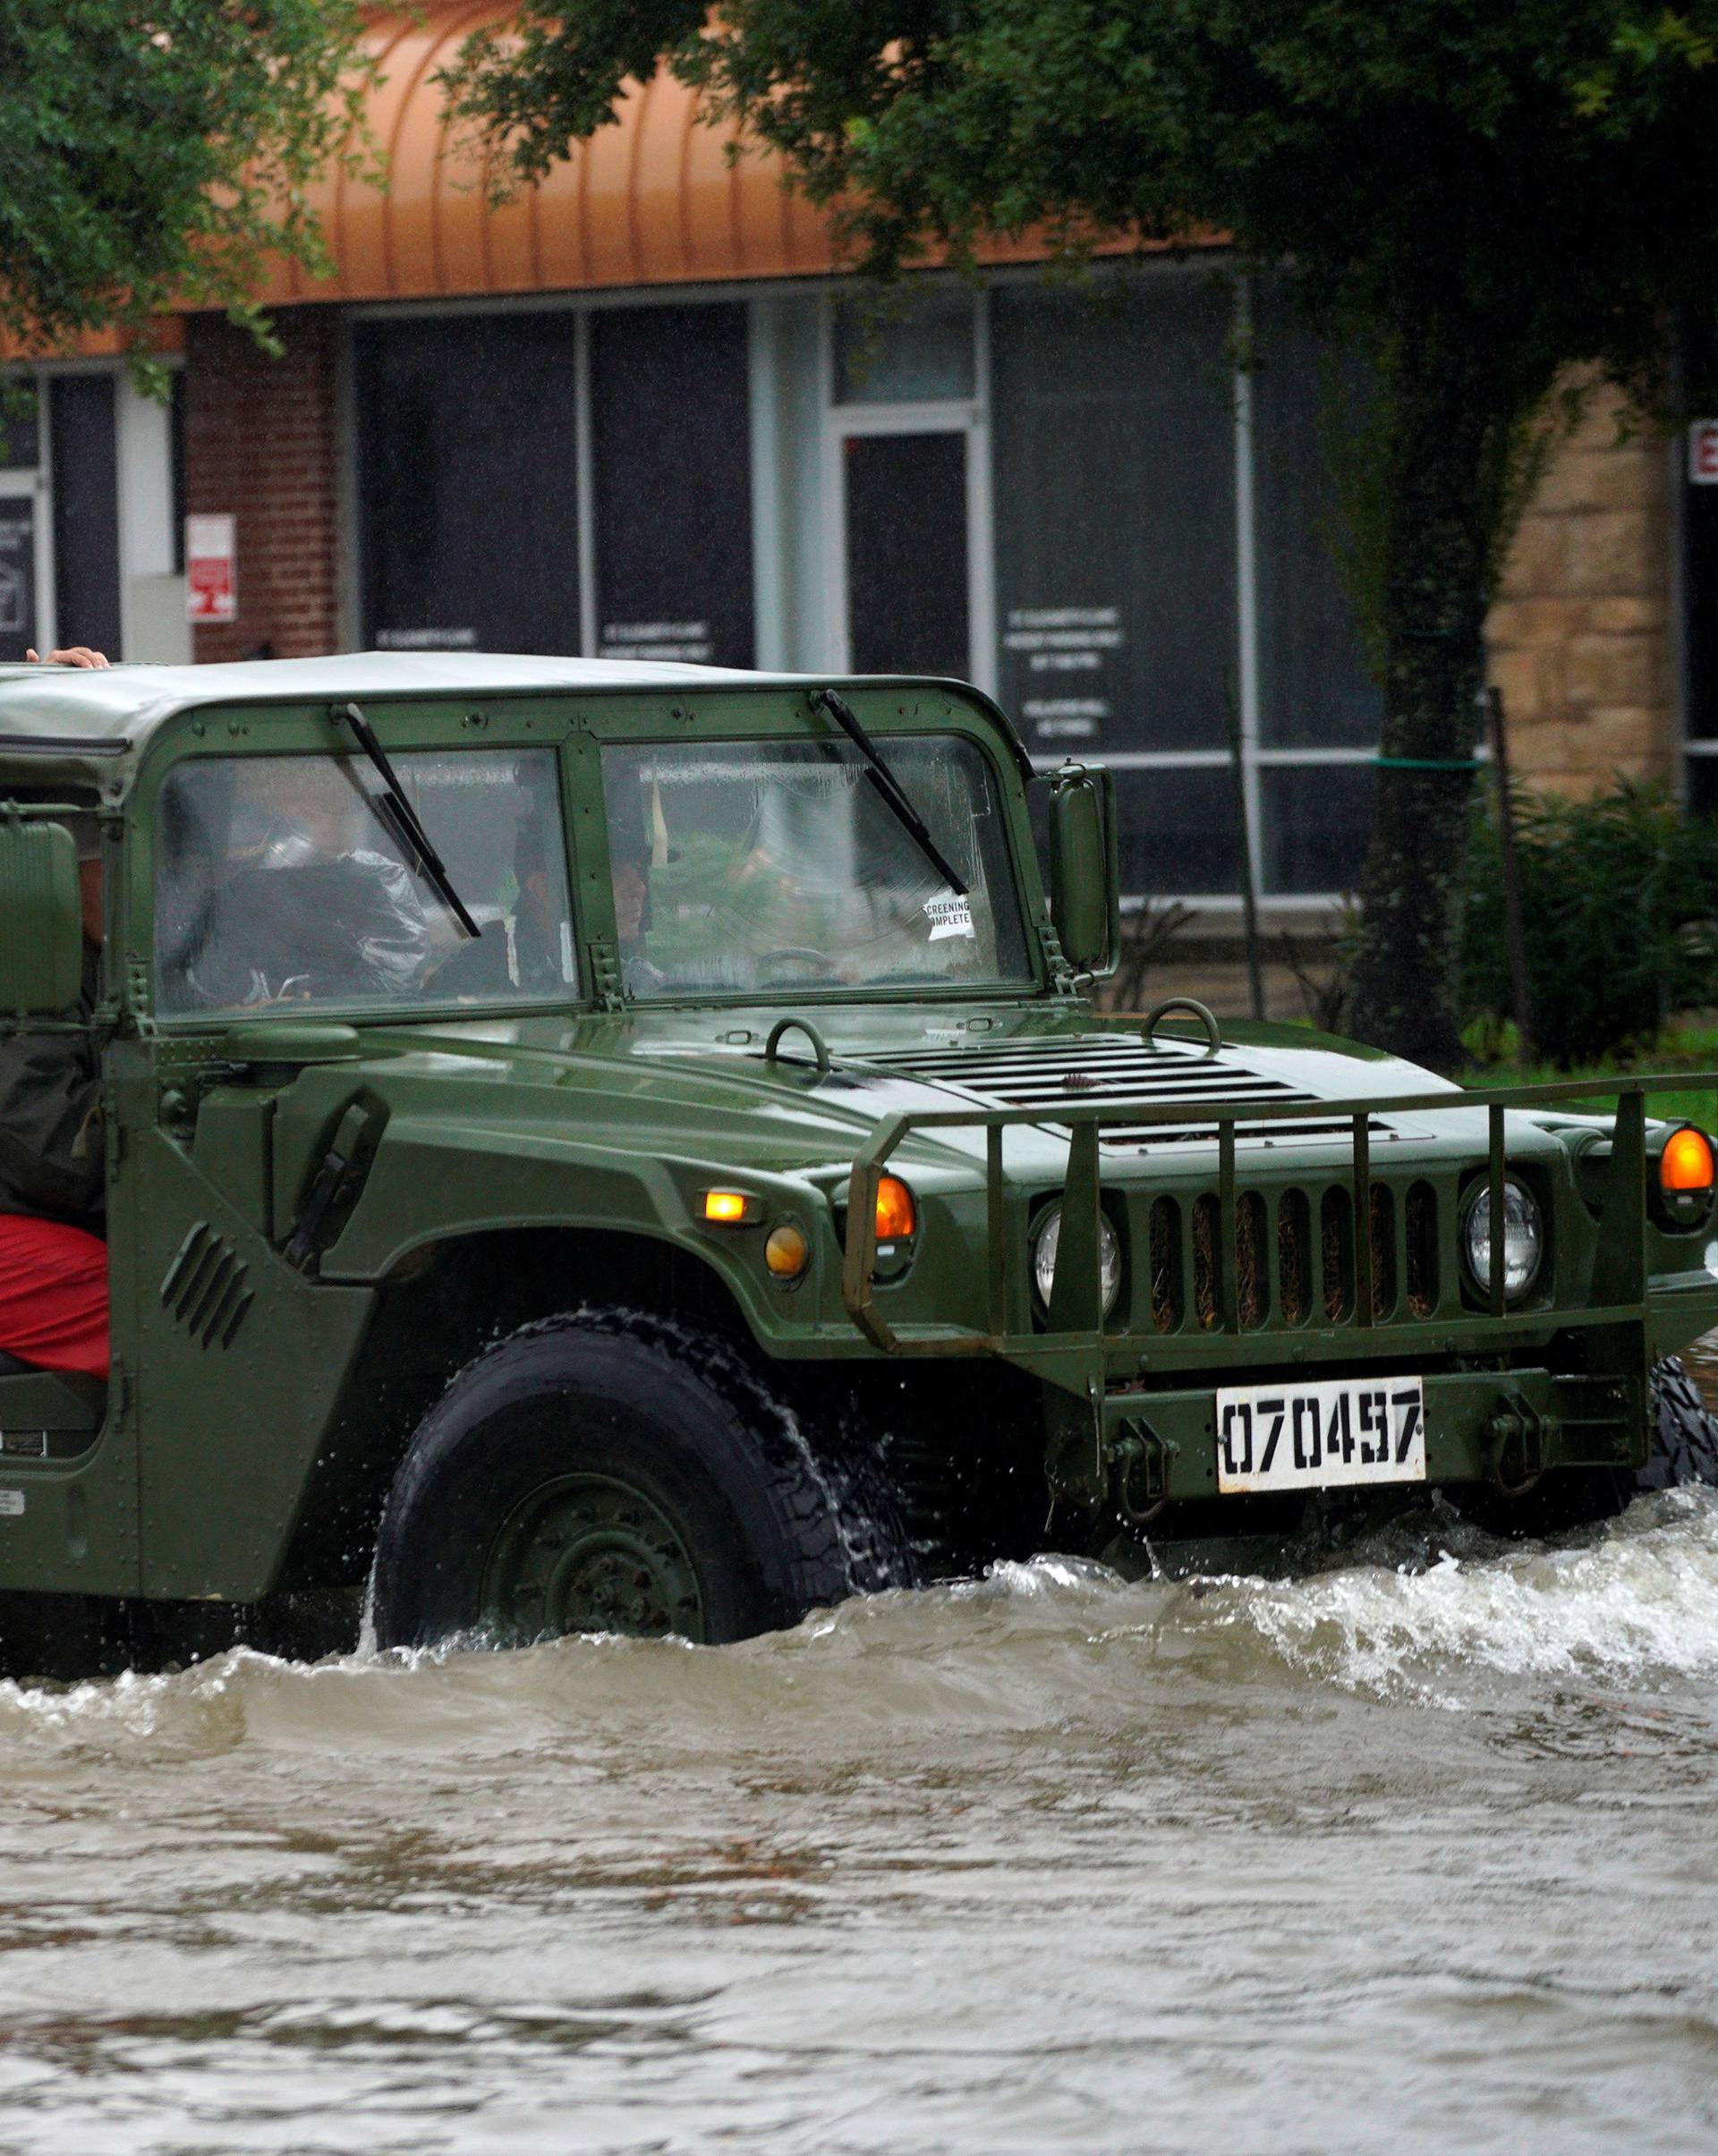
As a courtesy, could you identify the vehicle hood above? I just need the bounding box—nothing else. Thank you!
[358,1001,1475,1184]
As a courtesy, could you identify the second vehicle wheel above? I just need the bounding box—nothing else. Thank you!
[1640,1355,1718,1492]
[371,1311,909,1650]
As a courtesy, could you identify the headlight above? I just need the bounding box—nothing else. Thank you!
[1464,1177,1544,1303]
[1033,1204,1122,1317]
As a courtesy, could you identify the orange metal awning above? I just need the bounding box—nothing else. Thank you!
[268,2,843,304]
[264,1,1155,305]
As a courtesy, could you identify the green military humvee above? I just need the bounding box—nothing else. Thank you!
[1,650,1715,1667]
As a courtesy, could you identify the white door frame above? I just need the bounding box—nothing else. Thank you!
[820,293,997,694]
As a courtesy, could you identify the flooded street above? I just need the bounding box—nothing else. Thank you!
[6,1459,1718,2148]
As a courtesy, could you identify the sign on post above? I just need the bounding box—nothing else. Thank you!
[185,514,237,623]
[1690,421,1718,485]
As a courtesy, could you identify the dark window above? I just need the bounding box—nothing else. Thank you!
[1113,766,1245,897]
[353,315,581,653]
[0,386,39,471]
[48,374,122,660]
[992,276,1238,756]
[1260,763,1376,895]
[590,302,754,667]
[844,430,969,677]
[1251,279,1384,751]
[834,291,974,404]
[0,497,38,663]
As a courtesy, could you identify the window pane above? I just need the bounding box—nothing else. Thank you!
[834,291,974,404]
[993,276,1238,755]
[591,303,754,666]
[1113,767,1245,898]
[1252,278,1384,749]
[845,431,969,675]
[0,498,38,663]
[354,317,581,653]
[155,750,577,1014]
[602,734,1030,997]
[0,389,39,471]
[1260,763,1376,894]
[49,374,122,660]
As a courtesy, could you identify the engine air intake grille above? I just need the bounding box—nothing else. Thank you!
[864,1036,1387,1150]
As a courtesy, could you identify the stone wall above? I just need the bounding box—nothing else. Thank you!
[1486,383,1678,796]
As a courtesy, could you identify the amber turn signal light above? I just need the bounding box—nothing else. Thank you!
[764,1224,809,1279]
[875,1175,916,1242]
[702,1189,753,1225]
[1660,1126,1715,1194]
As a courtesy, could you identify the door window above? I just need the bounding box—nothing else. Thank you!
[154,748,577,1015]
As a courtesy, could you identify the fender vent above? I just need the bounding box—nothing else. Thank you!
[160,1223,253,1349]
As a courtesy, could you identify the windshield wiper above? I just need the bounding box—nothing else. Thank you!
[810,689,968,897]
[335,701,481,939]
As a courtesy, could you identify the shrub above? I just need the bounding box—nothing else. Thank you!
[1459,780,1718,1068]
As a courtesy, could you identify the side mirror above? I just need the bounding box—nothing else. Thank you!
[1047,764,1120,977]
[0,819,84,1017]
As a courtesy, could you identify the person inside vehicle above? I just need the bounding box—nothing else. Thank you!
[173,756,434,1009]
[0,642,114,1377]
[0,816,109,1379]
[25,647,109,668]
[430,812,570,999]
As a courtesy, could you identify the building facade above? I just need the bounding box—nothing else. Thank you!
[0,1,1701,915]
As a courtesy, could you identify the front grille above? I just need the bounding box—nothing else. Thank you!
[1154,1178,1440,1333]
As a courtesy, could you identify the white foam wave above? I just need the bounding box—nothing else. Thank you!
[1228,1487,1718,1695]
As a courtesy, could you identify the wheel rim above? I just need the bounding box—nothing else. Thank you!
[480,1473,707,1644]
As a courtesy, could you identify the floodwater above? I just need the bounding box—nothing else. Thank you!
[9,1407,1718,2152]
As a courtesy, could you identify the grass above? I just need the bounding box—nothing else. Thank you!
[1460,1019,1718,1127]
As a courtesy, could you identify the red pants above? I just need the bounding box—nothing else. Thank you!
[0,1215,109,1379]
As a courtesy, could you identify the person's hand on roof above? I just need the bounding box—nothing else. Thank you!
[27,647,109,668]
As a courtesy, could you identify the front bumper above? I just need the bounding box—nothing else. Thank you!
[1042,1362,1647,1515]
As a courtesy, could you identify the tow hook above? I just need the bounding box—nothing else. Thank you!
[1486,1396,1551,1496]
[1112,1418,1171,1528]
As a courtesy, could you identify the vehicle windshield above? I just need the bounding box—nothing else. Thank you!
[601,734,1033,998]
[154,749,578,1016]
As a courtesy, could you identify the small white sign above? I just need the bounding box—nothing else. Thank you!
[0,1490,24,1518]
[1691,421,1718,485]
[185,514,237,624]
[924,889,974,942]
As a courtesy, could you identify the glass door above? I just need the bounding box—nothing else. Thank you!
[823,290,993,689]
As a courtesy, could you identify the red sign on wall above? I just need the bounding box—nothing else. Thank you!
[185,514,237,622]
[1690,421,1718,486]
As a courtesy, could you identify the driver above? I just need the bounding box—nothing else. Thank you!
[184,758,433,1007]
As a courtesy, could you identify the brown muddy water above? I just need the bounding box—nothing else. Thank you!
[10,1391,1718,2152]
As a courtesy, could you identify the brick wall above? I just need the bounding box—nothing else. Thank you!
[1487,381,1678,796]
[184,308,341,662]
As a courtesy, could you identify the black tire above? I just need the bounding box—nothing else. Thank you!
[372,1311,912,1650]
[1640,1355,1718,1492]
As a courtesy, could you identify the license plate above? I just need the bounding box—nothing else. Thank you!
[1215,1376,1425,1494]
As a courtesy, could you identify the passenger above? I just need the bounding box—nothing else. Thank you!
[431,819,568,998]
[0,820,108,1379]
[24,647,108,669]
